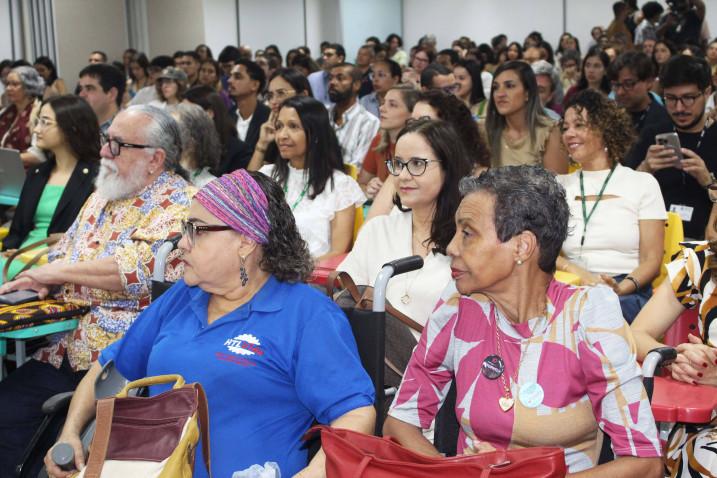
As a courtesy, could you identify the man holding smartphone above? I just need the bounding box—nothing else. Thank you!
[636,55,717,239]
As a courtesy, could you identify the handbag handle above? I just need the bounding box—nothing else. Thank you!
[83,398,115,478]
[116,374,186,397]
[2,233,62,283]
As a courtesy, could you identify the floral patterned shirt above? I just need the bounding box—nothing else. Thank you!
[34,172,195,371]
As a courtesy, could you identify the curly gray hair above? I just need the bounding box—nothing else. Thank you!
[124,104,185,177]
[170,103,221,173]
[12,66,45,97]
[459,165,569,273]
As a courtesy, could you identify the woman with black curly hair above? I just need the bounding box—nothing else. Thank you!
[556,90,666,323]
[45,169,375,478]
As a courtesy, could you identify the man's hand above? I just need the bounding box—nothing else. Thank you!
[44,433,85,478]
[638,144,680,174]
[0,262,65,298]
[681,147,713,187]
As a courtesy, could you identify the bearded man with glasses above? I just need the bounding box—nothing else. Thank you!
[635,55,717,240]
[0,105,194,477]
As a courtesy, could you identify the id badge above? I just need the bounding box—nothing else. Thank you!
[669,204,694,222]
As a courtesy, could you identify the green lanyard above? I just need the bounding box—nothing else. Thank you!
[283,181,309,211]
[579,165,616,246]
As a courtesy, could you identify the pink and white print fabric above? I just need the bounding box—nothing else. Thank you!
[389,280,661,473]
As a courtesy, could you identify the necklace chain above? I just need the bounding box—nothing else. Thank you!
[492,302,549,409]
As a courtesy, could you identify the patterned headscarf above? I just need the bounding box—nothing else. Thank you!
[194,169,270,244]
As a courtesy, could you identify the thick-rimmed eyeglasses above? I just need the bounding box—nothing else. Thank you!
[181,220,232,248]
[100,133,156,158]
[663,92,704,108]
[386,157,441,177]
[610,79,639,91]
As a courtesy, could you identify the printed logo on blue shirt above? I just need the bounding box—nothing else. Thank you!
[216,334,264,367]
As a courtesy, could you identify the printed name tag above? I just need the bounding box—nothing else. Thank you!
[669,204,694,222]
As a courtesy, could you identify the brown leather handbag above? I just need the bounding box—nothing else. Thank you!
[327,271,423,389]
[75,374,211,478]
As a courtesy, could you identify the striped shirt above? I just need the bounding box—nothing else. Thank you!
[329,101,380,168]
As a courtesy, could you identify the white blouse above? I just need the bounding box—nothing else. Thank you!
[557,164,666,275]
[337,208,452,340]
[260,163,365,257]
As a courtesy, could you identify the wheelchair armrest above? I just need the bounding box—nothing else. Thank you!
[642,347,677,403]
[642,347,677,378]
[41,391,74,414]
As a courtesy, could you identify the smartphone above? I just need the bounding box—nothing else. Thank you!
[0,290,40,305]
[655,132,684,168]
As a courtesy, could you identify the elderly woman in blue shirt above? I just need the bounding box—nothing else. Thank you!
[45,170,375,478]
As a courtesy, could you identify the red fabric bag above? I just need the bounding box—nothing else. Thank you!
[309,425,566,478]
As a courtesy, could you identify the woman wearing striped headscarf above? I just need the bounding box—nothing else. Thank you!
[44,169,376,478]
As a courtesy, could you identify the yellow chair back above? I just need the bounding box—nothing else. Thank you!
[344,164,365,243]
[653,212,684,288]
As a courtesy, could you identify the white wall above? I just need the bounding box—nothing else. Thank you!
[202,0,237,57]
[305,0,342,56]
[0,1,13,61]
[146,0,205,56]
[54,0,128,84]
[238,0,305,58]
[339,0,401,62]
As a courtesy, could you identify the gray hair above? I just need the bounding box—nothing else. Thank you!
[531,60,564,105]
[459,165,569,273]
[171,102,221,172]
[12,66,45,97]
[124,104,185,177]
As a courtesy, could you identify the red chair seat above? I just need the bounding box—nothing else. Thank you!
[651,375,717,423]
[309,253,348,287]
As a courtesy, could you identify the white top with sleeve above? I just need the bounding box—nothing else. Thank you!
[260,163,365,258]
[337,207,452,339]
[557,163,667,275]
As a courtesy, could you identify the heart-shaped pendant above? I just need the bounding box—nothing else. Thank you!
[498,396,514,412]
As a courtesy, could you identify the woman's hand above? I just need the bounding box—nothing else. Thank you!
[463,437,497,456]
[365,177,384,199]
[671,334,717,386]
[257,113,277,152]
[44,433,85,478]
[574,268,603,286]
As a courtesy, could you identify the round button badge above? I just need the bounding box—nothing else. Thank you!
[481,355,505,380]
[519,382,544,408]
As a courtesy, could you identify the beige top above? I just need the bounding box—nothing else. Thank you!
[489,119,556,168]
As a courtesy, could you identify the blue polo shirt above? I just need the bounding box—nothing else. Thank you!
[99,276,374,478]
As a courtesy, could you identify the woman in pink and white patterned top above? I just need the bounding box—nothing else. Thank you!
[384,166,663,476]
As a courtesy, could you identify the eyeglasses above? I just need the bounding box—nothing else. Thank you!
[663,92,704,107]
[181,220,232,248]
[36,117,56,129]
[100,133,156,158]
[265,88,295,102]
[386,157,441,176]
[610,79,639,91]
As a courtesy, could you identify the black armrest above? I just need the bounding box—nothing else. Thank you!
[41,391,74,414]
[642,347,677,402]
